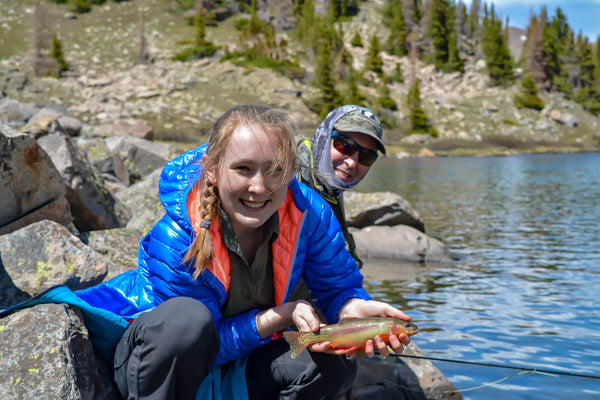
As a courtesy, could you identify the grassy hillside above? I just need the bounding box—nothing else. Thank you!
[1,0,599,156]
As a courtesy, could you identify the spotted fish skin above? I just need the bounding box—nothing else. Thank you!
[282,317,418,359]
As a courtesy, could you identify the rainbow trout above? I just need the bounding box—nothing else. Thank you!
[282,317,418,359]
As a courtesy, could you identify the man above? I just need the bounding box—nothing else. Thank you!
[297,105,386,268]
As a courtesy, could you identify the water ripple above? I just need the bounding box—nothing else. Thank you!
[359,153,600,399]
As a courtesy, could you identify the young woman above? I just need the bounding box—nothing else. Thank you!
[76,105,411,400]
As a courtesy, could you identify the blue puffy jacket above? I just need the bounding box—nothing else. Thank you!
[76,143,370,366]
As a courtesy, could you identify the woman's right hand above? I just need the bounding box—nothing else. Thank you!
[255,300,321,339]
[291,300,322,333]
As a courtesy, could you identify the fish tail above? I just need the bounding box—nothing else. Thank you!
[282,330,311,359]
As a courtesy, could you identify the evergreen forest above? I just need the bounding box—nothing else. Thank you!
[3,0,600,154]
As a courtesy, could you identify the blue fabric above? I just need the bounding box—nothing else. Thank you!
[195,356,250,400]
[74,143,371,367]
[0,285,128,361]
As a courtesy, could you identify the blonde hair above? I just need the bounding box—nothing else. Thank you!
[184,105,299,278]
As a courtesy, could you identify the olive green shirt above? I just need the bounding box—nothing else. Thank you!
[219,210,279,319]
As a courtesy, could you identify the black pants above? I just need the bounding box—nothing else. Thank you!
[114,297,357,400]
[113,297,219,400]
[246,338,357,400]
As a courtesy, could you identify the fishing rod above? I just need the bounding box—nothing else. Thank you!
[388,353,600,380]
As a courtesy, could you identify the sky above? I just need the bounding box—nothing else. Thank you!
[485,0,600,40]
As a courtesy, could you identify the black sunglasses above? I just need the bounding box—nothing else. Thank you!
[331,130,379,166]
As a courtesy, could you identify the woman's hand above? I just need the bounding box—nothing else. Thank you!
[338,298,411,322]
[336,298,412,358]
[291,300,322,333]
[255,300,321,339]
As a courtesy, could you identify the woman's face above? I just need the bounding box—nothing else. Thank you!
[206,124,290,236]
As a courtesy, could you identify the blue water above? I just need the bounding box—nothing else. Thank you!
[358,152,600,399]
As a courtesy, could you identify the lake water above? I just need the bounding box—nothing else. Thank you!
[357,152,600,399]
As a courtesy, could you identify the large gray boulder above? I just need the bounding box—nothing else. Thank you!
[37,131,122,232]
[0,97,38,127]
[0,303,119,400]
[78,227,143,279]
[115,168,163,233]
[345,191,426,232]
[0,220,108,308]
[112,118,154,140]
[0,124,72,235]
[104,135,182,185]
[353,225,457,263]
[28,106,83,137]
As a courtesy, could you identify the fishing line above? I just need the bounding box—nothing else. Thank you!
[390,353,600,380]
[359,358,557,395]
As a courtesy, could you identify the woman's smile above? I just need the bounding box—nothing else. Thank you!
[240,199,269,209]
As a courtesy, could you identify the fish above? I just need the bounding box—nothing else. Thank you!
[282,317,418,359]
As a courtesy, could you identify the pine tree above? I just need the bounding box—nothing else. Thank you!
[295,0,315,46]
[391,62,404,83]
[350,31,363,47]
[328,0,357,19]
[313,32,340,118]
[343,59,366,106]
[514,72,544,110]
[172,6,217,61]
[481,4,514,86]
[574,33,595,90]
[595,36,600,80]
[522,7,575,95]
[248,0,262,36]
[386,0,407,56]
[448,27,464,72]
[573,33,600,114]
[377,76,398,111]
[50,31,68,76]
[407,78,436,136]
[69,0,92,14]
[292,0,303,16]
[329,0,341,20]
[194,5,207,46]
[382,0,396,25]
[585,37,600,114]
[364,33,383,75]
[540,10,560,90]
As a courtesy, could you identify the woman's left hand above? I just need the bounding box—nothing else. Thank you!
[335,299,413,358]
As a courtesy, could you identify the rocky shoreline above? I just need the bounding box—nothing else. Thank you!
[1,93,460,399]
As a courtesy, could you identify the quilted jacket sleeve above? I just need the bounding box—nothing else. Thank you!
[291,181,371,324]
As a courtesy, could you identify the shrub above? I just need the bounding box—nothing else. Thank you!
[172,44,218,61]
[514,73,545,110]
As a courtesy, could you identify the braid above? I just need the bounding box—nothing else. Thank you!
[184,178,220,279]
[201,181,220,224]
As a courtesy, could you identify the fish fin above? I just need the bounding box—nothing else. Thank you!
[355,349,366,360]
[282,330,309,359]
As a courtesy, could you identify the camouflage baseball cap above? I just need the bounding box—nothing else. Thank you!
[333,109,386,154]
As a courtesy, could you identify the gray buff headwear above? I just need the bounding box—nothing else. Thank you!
[311,105,383,198]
